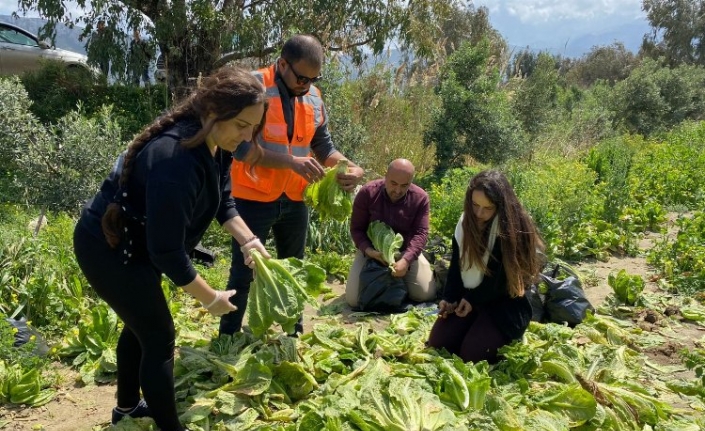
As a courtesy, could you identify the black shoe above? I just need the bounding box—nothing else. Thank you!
[111,399,151,424]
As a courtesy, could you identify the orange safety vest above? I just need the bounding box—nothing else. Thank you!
[230,64,326,202]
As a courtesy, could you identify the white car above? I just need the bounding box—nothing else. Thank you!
[0,22,94,76]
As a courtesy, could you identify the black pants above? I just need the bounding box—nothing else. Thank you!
[427,308,509,364]
[73,222,184,431]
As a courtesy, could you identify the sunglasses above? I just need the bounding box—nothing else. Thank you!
[284,59,322,85]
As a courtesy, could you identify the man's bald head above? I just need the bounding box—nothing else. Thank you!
[387,158,415,178]
[384,159,415,202]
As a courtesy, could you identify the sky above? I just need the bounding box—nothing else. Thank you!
[474,0,645,23]
[473,0,650,56]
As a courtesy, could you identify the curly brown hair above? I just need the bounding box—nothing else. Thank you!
[101,65,268,248]
[460,170,544,297]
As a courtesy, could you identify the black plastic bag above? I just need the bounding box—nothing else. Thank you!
[542,269,594,326]
[357,258,407,312]
[190,242,215,267]
[4,317,49,355]
[526,284,545,322]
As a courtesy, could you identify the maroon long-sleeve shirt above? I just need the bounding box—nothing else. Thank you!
[350,179,430,263]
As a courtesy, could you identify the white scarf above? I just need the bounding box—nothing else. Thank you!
[454,213,499,289]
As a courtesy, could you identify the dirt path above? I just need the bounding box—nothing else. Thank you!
[2,214,703,431]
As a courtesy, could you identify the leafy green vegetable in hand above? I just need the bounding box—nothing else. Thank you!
[608,269,644,305]
[247,250,326,337]
[367,220,403,266]
[304,159,353,221]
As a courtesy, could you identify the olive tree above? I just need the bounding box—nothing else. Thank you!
[17,0,459,92]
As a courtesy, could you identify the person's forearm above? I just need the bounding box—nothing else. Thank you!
[402,232,428,263]
[324,151,362,171]
[254,148,294,169]
[222,216,257,246]
[181,274,217,304]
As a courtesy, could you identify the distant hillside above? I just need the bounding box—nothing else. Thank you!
[0,15,86,54]
[490,9,652,58]
[565,20,651,57]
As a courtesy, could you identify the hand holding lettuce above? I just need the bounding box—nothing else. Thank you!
[246,250,326,337]
[367,220,403,268]
[303,159,353,221]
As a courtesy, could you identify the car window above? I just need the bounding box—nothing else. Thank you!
[0,26,38,47]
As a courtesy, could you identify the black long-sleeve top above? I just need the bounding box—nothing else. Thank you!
[78,117,239,286]
[443,237,532,341]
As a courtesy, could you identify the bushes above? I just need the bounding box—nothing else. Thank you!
[629,121,705,209]
[20,60,169,142]
[426,39,526,172]
[0,209,90,331]
[0,75,123,213]
[648,212,705,294]
[610,59,705,136]
[0,77,50,203]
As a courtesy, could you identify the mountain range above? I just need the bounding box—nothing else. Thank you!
[490,10,651,58]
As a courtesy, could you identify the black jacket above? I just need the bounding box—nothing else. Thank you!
[77,117,239,286]
[443,237,532,341]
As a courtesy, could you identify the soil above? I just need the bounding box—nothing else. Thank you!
[2,213,703,431]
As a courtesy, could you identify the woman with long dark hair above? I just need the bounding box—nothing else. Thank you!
[73,66,270,430]
[427,170,544,363]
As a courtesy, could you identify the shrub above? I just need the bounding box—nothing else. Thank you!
[21,60,169,143]
[0,77,50,203]
[629,121,705,209]
[425,39,526,172]
[15,105,124,213]
[0,75,124,213]
[610,59,705,136]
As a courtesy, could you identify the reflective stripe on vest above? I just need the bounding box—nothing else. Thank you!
[230,64,325,202]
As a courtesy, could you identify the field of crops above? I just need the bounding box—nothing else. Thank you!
[1,121,705,430]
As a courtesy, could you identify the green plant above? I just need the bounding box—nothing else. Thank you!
[0,208,90,333]
[306,215,355,256]
[307,251,353,282]
[425,39,526,172]
[648,211,705,294]
[607,269,645,305]
[681,348,705,387]
[0,316,48,372]
[629,121,705,209]
[21,61,169,143]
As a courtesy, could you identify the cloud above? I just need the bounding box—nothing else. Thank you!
[475,0,644,23]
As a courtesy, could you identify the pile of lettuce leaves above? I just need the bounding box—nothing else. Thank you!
[138,302,705,431]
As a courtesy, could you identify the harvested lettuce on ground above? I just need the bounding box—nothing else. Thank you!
[247,250,326,337]
[608,269,645,305]
[304,159,352,221]
[367,220,403,266]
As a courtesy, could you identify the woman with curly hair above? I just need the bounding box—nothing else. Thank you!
[427,170,544,364]
[73,65,270,430]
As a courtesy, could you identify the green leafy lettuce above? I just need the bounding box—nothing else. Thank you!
[607,269,644,305]
[304,159,353,221]
[367,220,403,266]
[247,250,326,337]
